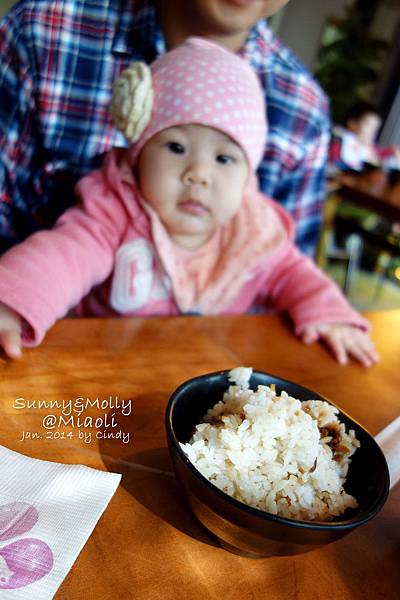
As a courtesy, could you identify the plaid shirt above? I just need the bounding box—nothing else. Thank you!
[0,0,330,255]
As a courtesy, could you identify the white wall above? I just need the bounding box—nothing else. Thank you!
[368,2,400,146]
[276,0,351,69]
[381,88,400,146]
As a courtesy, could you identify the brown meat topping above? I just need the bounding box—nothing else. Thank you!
[320,423,341,449]
[320,423,350,459]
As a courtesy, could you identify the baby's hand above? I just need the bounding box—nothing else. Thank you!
[301,323,379,367]
[0,303,22,359]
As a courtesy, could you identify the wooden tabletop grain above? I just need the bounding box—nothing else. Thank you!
[1,312,399,600]
[337,171,400,221]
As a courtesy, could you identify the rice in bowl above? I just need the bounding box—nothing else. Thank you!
[180,367,359,522]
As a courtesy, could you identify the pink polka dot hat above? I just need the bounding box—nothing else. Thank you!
[110,37,267,171]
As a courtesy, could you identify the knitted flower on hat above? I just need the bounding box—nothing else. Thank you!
[110,37,267,170]
[110,62,153,143]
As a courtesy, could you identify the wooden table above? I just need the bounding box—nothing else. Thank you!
[337,171,400,222]
[1,313,399,600]
[317,171,400,279]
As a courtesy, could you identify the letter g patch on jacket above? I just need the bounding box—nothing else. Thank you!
[110,239,170,312]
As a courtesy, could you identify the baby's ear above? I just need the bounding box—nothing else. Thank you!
[110,62,153,142]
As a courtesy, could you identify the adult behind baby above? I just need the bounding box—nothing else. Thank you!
[0,38,377,367]
[0,0,328,256]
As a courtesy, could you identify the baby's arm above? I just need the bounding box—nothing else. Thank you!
[0,302,22,359]
[264,244,377,367]
[0,154,129,349]
[301,323,379,367]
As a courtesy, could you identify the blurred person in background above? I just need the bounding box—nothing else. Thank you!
[329,100,400,173]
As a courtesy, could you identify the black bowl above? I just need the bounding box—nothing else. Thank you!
[165,369,390,557]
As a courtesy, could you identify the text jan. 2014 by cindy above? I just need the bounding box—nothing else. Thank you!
[13,396,132,444]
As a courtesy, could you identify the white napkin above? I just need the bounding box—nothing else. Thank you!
[375,416,400,490]
[0,445,121,598]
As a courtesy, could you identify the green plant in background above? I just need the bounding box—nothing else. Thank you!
[314,2,389,124]
[388,257,400,286]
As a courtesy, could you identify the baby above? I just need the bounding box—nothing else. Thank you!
[0,38,378,367]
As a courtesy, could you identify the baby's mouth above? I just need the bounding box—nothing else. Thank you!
[178,198,210,216]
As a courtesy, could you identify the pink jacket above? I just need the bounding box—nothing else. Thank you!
[0,149,368,346]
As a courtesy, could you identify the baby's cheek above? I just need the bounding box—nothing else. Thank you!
[218,204,240,226]
[227,190,243,218]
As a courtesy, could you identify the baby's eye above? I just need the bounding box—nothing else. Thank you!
[165,142,185,154]
[216,154,235,165]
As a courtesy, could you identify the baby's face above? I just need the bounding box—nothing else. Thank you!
[136,124,249,249]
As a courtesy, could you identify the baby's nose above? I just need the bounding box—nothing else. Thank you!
[182,164,211,186]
